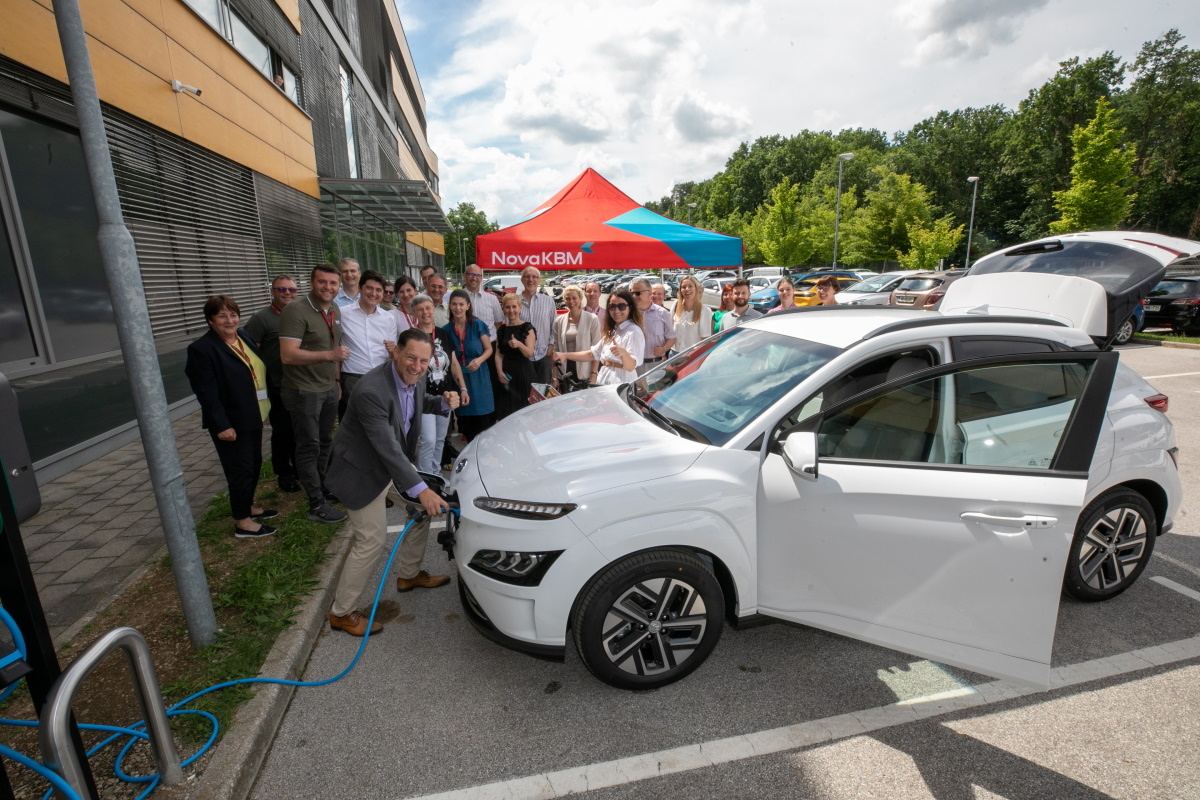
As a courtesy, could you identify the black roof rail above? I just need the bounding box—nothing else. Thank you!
[860,314,1067,340]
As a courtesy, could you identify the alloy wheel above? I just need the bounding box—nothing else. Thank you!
[1076,505,1149,592]
[600,578,708,676]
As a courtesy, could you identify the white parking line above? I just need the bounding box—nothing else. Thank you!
[1143,371,1200,380]
[1156,554,1200,582]
[1151,576,1200,603]
[404,634,1200,800]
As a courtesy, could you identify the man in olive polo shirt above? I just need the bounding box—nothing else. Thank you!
[280,264,351,523]
[243,273,300,493]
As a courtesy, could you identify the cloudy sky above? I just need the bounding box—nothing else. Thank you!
[396,0,1199,227]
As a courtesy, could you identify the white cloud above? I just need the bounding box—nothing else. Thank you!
[413,0,1200,225]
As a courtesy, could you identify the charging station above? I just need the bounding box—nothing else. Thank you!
[0,371,98,800]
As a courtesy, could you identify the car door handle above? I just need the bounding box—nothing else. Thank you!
[960,512,1057,528]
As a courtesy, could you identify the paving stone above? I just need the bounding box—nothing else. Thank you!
[79,568,129,596]
[44,521,99,542]
[17,531,57,551]
[28,539,76,562]
[59,556,117,584]
[67,527,124,552]
[35,581,83,609]
[84,504,127,525]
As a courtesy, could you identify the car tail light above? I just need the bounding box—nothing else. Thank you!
[1172,298,1200,305]
[924,292,945,306]
[1145,394,1169,412]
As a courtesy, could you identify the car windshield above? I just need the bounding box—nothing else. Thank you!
[630,327,840,446]
[898,278,941,292]
[845,274,899,293]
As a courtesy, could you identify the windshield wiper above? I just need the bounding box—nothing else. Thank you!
[628,393,708,443]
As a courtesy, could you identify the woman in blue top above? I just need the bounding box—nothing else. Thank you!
[444,289,494,440]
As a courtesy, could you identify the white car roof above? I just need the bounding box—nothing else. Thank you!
[747,307,938,348]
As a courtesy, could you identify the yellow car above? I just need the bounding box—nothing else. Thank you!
[793,275,861,307]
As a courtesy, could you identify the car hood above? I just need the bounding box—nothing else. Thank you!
[473,387,706,502]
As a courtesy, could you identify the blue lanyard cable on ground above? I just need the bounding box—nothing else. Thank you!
[0,510,446,800]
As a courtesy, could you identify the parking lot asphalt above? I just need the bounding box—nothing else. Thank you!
[250,342,1200,800]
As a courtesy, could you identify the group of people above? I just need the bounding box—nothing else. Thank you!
[182,261,823,637]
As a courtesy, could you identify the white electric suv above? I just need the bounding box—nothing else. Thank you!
[446,232,1194,690]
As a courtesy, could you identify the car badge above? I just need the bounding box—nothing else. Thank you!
[455,458,468,474]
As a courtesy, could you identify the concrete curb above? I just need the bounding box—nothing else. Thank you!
[187,525,354,800]
[1132,337,1200,350]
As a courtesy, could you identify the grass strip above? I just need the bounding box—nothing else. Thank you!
[1134,332,1200,345]
[159,477,340,742]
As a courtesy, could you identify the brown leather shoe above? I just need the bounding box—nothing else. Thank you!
[327,609,382,636]
[396,570,451,592]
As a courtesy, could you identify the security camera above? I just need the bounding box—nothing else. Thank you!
[171,80,202,97]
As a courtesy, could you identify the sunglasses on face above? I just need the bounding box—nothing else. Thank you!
[608,303,629,311]
[630,290,647,296]
[274,287,298,294]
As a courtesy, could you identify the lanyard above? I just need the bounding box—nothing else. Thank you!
[226,336,257,383]
[453,321,468,363]
[308,296,336,339]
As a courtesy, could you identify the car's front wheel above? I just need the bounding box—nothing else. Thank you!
[573,550,724,689]
[1063,488,1156,602]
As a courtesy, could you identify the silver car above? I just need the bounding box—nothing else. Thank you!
[836,270,920,305]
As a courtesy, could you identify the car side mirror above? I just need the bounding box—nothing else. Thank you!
[781,432,818,481]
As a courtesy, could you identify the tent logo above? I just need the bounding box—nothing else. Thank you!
[490,251,583,267]
[581,242,594,253]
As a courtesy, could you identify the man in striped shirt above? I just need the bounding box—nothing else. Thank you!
[519,266,556,384]
[631,276,676,375]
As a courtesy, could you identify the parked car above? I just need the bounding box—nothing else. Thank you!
[482,275,523,297]
[446,242,1188,690]
[706,276,772,307]
[836,271,920,305]
[792,274,861,307]
[889,270,968,309]
[1142,277,1200,329]
[749,271,858,312]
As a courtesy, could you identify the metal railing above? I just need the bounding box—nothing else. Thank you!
[38,627,182,800]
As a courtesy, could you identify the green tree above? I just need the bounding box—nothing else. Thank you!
[898,217,965,270]
[1049,98,1138,233]
[844,167,938,262]
[444,202,500,275]
[1003,52,1126,238]
[1116,29,1200,236]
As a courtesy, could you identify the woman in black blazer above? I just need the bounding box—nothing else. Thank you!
[185,295,277,538]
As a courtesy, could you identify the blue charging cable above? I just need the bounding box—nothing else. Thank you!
[0,509,447,800]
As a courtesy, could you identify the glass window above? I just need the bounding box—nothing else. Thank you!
[1149,279,1198,297]
[971,241,1163,296]
[281,63,299,104]
[339,65,359,179]
[0,205,37,366]
[0,107,119,362]
[817,361,1091,470]
[896,277,942,292]
[229,12,273,81]
[633,327,841,446]
[182,0,227,36]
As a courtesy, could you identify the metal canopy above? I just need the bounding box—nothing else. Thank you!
[319,179,450,234]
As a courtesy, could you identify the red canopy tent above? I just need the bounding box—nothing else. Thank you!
[476,168,742,272]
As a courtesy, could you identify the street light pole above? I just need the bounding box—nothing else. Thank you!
[460,236,466,273]
[965,176,980,269]
[832,152,854,270]
[687,202,697,226]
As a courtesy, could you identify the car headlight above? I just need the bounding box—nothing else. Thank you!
[473,497,578,520]
[469,549,562,585]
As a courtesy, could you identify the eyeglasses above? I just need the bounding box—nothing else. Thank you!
[273,287,298,294]
[466,272,483,278]
[608,303,629,311]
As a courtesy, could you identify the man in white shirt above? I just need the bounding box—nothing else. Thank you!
[338,269,403,418]
[427,273,450,327]
[631,277,676,375]
[651,283,667,307]
[519,266,557,383]
[718,278,765,331]
[460,263,504,339]
[334,257,360,307]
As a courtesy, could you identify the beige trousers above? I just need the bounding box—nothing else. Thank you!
[330,482,431,617]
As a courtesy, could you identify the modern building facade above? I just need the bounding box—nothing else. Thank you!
[0,0,447,478]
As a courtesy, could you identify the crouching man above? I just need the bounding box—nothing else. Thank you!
[325,328,460,636]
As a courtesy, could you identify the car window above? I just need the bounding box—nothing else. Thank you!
[633,328,841,446]
[897,278,941,292]
[774,348,939,440]
[817,360,1092,470]
[1149,280,1197,297]
[952,338,1057,359]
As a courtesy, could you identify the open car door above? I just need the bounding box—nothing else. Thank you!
[757,351,1118,687]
